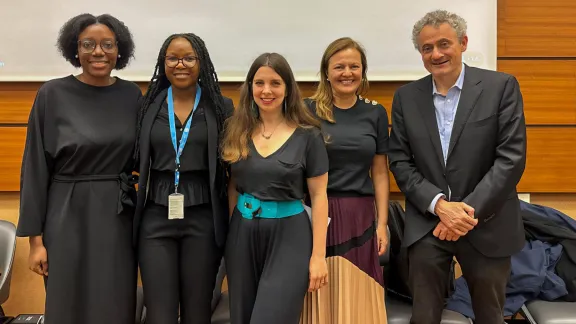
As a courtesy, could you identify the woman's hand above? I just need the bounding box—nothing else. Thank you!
[308,255,328,292]
[29,236,48,276]
[376,224,388,256]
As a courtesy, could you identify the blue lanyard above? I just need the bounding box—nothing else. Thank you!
[167,86,202,193]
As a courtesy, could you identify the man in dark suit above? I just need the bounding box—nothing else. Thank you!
[388,9,527,324]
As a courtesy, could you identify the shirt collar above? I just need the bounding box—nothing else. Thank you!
[432,63,466,95]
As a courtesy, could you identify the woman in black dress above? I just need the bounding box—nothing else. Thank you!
[221,52,329,324]
[17,14,141,324]
[305,37,390,323]
[133,33,234,324]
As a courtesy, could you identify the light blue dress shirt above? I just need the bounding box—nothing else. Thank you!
[427,64,466,215]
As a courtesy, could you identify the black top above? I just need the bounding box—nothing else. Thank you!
[305,96,389,196]
[232,127,329,201]
[148,99,210,207]
[17,75,142,236]
[135,86,236,248]
[150,101,208,171]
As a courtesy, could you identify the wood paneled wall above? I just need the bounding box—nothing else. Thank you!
[1,1,576,193]
[1,74,575,193]
[497,0,576,193]
[1,0,576,317]
[497,0,576,57]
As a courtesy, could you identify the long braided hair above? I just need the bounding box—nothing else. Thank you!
[134,33,228,195]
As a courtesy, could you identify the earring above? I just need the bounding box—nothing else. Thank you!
[118,54,121,58]
[75,54,78,58]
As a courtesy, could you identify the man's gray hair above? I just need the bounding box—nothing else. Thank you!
[412,10,467,51]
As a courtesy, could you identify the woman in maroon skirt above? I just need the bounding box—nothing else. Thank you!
[303,37,390,323]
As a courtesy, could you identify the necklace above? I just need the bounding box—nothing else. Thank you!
[261,120,283,140]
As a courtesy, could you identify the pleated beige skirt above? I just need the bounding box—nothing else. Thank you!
[299,256,388,324]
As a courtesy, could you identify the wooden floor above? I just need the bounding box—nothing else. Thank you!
[1,192,45,315]
[1,192,575,316]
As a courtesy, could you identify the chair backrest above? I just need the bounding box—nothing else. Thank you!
[0,220,16,305]
[383,201,458,302]
[211,258,226,312]
[378,226,391,267]
[135,286,146,324]
[384,201,412,302]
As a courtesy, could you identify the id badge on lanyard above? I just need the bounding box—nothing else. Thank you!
[167,86,202,220]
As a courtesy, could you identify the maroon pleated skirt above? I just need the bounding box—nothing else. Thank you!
[326,196,384,286]
[300,196,387,324]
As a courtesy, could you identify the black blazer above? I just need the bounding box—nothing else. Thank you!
[388,65,527,258]
[133,88,234,248]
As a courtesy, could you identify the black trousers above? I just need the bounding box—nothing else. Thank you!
[408,231,511,324]
[138,202,222,324]
[225,209,312,324]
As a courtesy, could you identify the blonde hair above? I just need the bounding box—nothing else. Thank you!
[221,53,321,163]
[310,37,369,123]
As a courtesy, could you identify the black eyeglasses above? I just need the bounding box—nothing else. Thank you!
[165,56,198,68]
[78,38,117,54]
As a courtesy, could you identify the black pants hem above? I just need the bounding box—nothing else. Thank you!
[138,202,222,324]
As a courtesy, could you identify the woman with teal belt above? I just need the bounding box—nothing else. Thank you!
[221,52,329,324]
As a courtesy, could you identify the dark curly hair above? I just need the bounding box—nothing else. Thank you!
[56,13,135,69]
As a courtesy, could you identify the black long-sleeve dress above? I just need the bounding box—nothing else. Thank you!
[17,75,142,324]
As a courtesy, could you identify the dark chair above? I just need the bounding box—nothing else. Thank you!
[211,291,230,324]
[519,300,576,324]
[385,297,472,324]
[0,220,16,317]
[211,258,230,324]
[138,258,229,324]
[383,202,472,324]
[136,286,146,324]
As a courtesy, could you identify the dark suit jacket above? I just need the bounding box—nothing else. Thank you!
[133,88,234,248]
[388,65,527,258]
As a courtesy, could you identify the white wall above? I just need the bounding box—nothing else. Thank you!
[0,0,496,81]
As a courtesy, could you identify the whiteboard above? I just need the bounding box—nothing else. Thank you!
[0,0,496,82]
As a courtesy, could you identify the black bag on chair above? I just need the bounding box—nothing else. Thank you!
[384,201,412,302]
[383,201,457,303]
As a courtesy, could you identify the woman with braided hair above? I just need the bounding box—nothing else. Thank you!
[133,33,234,324]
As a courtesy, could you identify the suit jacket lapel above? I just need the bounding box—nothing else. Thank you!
[447,67,483,158]
[416,76,446,169]
[204,97,217,191]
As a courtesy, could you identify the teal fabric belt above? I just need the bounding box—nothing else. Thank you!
[237,193,304,219]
